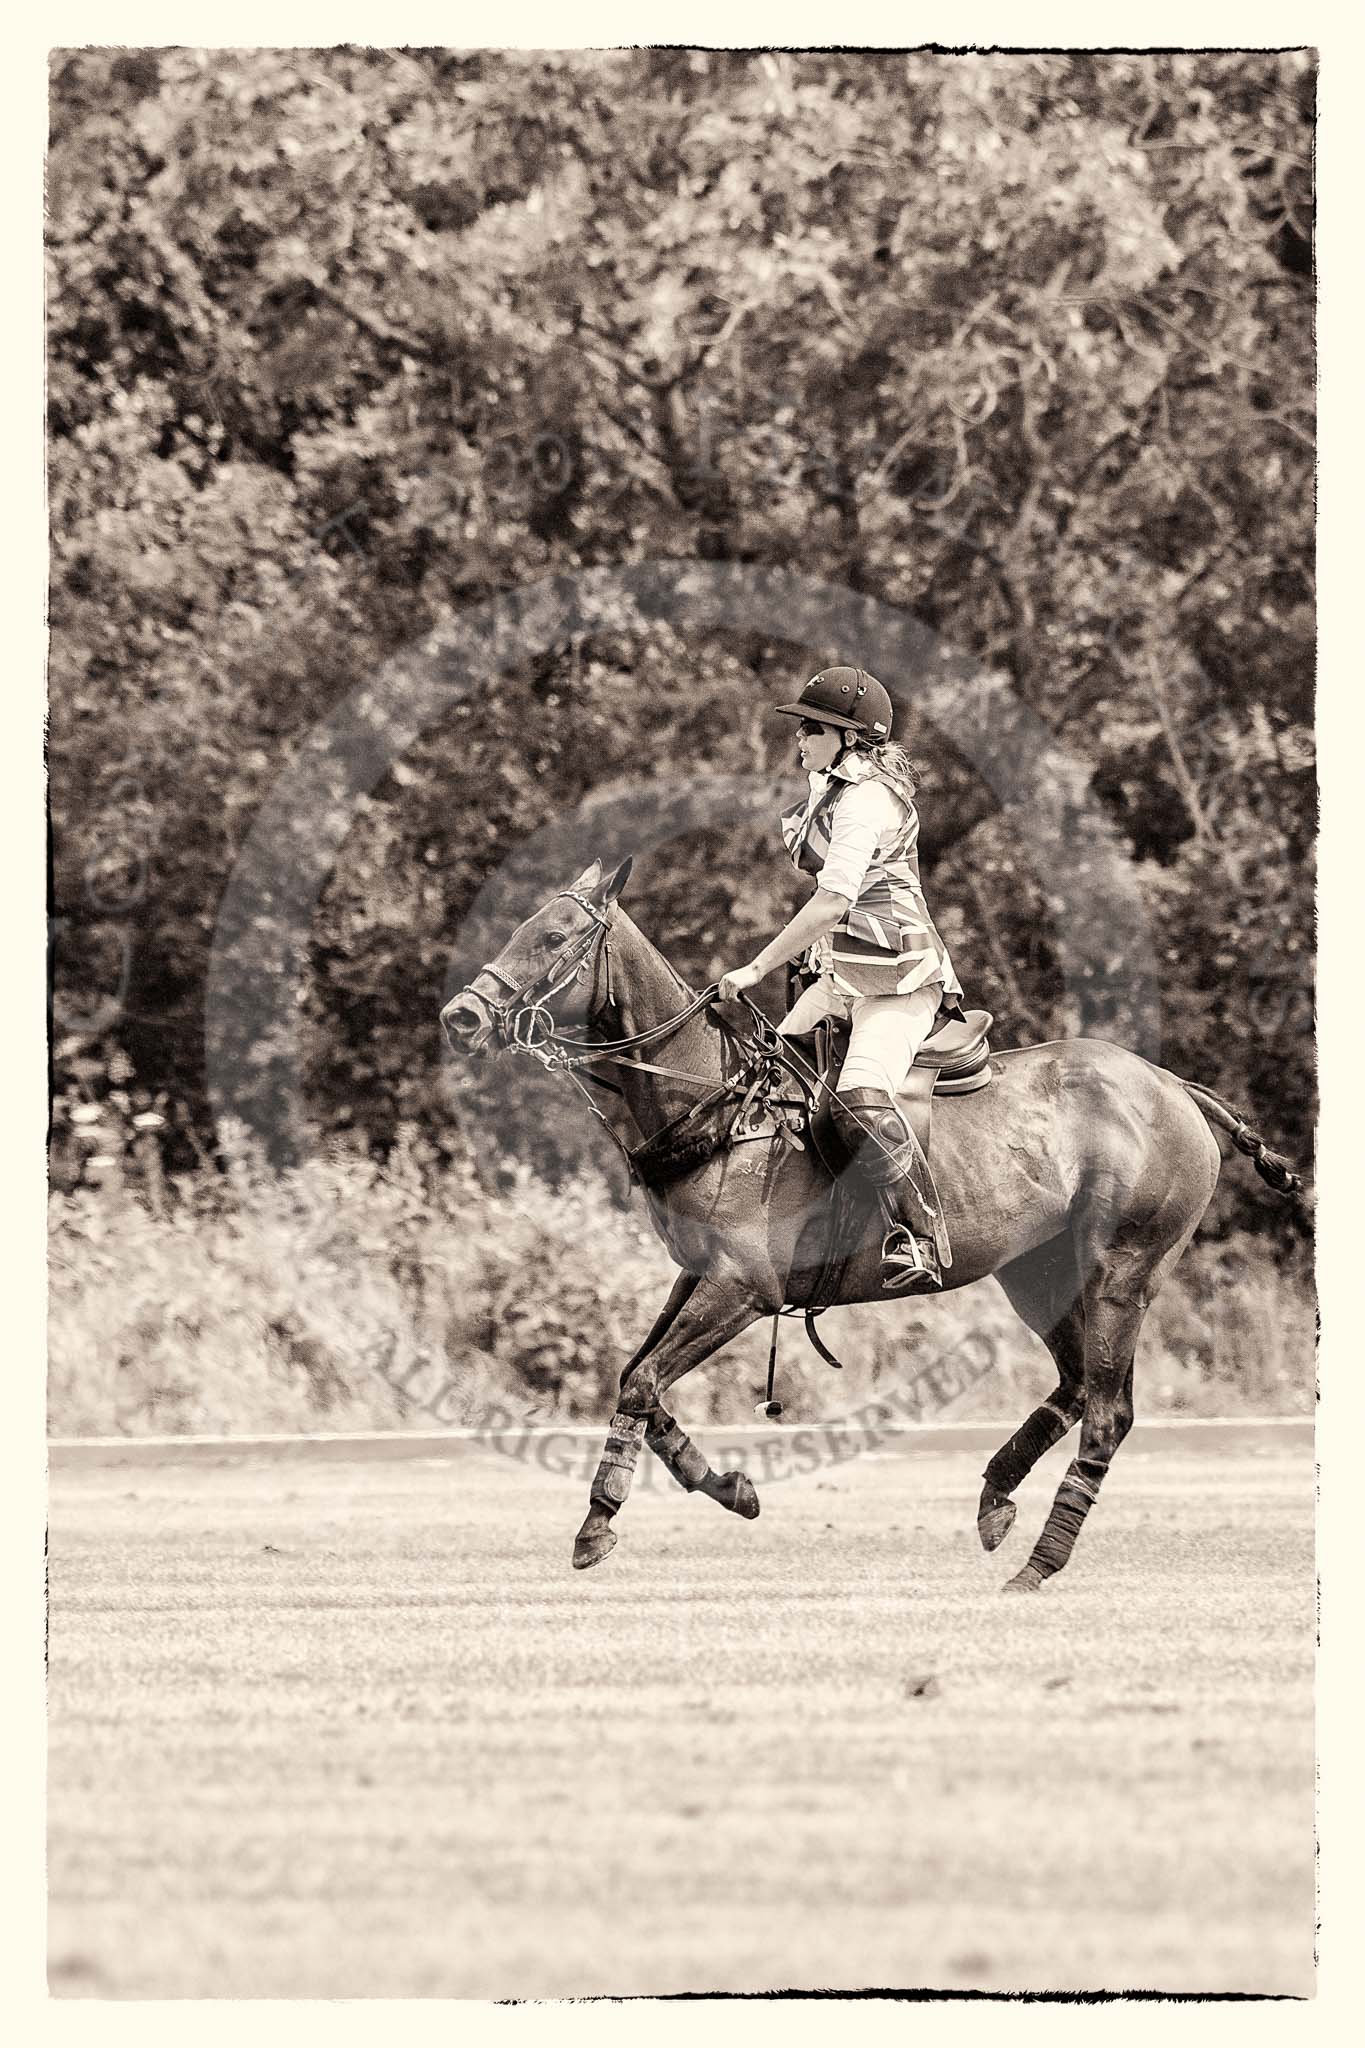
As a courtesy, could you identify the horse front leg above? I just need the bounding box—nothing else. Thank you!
[629,1273,753,1506]
[573,1273,765,1570]
[645,1412,761,1521]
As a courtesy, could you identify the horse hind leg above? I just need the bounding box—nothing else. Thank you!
[978,1235,1086,1552]
[1002,1228,1154,1581]
[1001,1065,1223,1591]
[1003,1287,1139,1593]
[1003,1169,1212,1593]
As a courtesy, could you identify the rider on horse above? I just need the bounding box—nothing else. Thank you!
[717,666,963,1296]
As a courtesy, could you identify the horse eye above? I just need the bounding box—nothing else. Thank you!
[545,929,568,947]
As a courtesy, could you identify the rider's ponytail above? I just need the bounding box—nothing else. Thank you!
[845,735,921,806]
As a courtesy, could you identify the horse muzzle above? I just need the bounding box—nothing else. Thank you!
[441,991,497,1056]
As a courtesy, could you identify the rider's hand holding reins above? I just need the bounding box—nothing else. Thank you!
[718,888,848,1003]
[717,962,764,1002]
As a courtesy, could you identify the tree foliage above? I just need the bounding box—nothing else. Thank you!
[48,48,1314,1241]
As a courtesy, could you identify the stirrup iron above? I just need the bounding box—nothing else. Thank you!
[881,1226,942,1296]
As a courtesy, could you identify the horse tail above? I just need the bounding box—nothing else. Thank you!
[1181,1080,1305,1199]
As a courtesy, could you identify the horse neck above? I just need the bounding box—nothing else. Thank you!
[589,911,729,1135]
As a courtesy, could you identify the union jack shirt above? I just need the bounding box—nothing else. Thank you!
[780,754,962,999]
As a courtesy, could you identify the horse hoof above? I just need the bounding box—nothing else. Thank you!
[572,1526,618,1570]
[717,1470,761,1520]
[977,1497,1017,1553]
[1002,1564,1044,1594]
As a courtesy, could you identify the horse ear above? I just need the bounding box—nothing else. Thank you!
[570,859,604,897]
[601,857,633,905]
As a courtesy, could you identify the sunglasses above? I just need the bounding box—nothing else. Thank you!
[796,718,838,739]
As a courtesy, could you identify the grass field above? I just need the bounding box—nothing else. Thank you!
[47,1427,1315,2000]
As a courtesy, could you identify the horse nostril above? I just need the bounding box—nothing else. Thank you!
[441,998,482,1044]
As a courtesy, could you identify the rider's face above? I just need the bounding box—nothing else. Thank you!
[797,719,845,774]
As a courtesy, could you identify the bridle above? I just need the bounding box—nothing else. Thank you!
[474,888,624,1058]
[466,887,774,1180]
[475,889,719,1072]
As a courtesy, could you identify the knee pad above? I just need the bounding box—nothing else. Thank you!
[831,1086,906,1146]
[830,1088,915,1186]
[834,1081,908,1146]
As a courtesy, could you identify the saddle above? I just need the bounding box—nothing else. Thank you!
[805,1003,993,1154]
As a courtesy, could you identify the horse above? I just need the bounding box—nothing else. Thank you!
[441,857,1303,1590]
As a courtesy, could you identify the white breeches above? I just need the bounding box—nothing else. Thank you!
[777,977,944,1100]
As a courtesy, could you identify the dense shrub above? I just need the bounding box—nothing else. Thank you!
[48,1125,1314,1437]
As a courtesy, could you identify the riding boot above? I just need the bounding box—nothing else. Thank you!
[829,1086,944,1296]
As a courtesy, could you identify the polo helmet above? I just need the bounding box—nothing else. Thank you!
[773,666,894,740]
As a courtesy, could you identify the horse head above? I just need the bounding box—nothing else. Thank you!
[440,857,634,1057]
